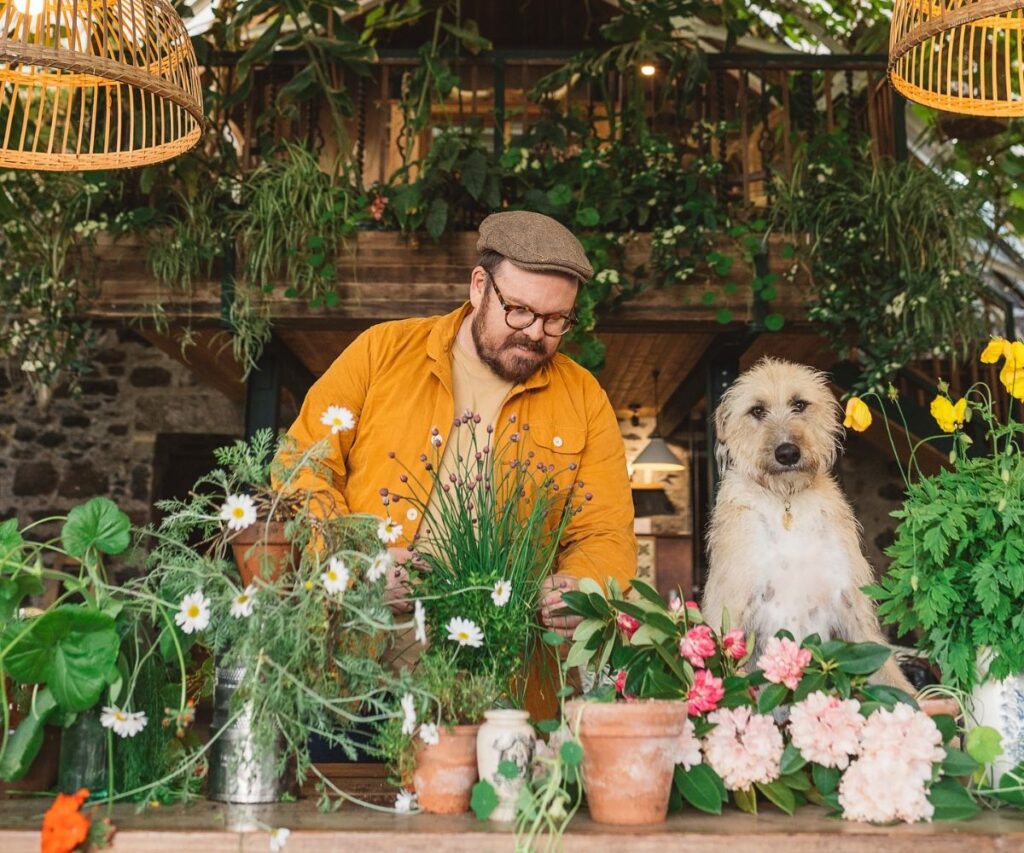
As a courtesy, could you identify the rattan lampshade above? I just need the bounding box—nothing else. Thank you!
[889,0,1024,116]
[0,0,203,170]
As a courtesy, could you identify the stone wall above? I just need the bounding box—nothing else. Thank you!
[0,329,245,540]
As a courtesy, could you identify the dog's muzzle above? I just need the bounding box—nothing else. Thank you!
[774,442,801,467]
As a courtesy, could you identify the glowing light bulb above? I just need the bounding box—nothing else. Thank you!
[640,64,656,77]
[13,0,47,15]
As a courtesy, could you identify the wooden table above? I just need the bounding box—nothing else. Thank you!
[4,763,1024,852]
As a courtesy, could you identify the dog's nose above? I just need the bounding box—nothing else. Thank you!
[775,443,801,466]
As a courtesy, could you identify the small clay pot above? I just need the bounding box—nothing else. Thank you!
[566,699,687,825]
[229,521,298,585]
[919,697,961,718]
[412,724,480,814]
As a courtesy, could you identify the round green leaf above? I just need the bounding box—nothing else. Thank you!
[559,740,584,768]
[764,313,785,331]
[470,780,498,819]
[715,307,733,324]
[62,498,130,558]
[965,725,1003,764]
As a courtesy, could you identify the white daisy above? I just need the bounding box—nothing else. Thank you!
[366,551,391,584]
[320,405,355,435]
[413,600,427,645]
[100,706,148,738]
[269,827,291,851]
[491,579,511,607]
[419,723,439,746]
[446,616,484,648]
[377,518,403,544]
[321,557,349,596]
[219,494,257,532]
[406,507,419,522]
[230,585,256,619]
[400,692,417,736]
[394,789,417,813]
[174,590,211,634]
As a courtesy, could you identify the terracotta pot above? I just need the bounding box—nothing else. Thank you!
[919,698,960,718]
[565,699,687,825]
[229,521,298,585]
[412,724,480,814]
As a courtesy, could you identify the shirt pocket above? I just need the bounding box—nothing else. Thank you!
[529,425,587,492]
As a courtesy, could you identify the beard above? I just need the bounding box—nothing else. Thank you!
[471,305,552,384]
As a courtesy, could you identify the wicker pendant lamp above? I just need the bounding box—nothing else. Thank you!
[889,0,1024,116]
[0,0,203,170]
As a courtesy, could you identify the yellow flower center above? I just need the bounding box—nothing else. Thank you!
[115,711,127,721]
[232,507,245,518]
[237,594,249,604]
[457,631,469,641]
[187,604,200,618]
[304,580,314,591]
[327,571,337,582]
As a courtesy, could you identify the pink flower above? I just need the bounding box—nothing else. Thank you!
[685,600,699,610]
[858,704,944,781]
[668,595,683,613]
[679,625,716,667]
[616,612,640,639]
[757,636,813,690]
[674,717,703,770]
[721,629,747,661]
[839,752,934,823]
[686,669,725,716]
[788,691,864,769]
[613,669,635,701]
[702,706,784,790]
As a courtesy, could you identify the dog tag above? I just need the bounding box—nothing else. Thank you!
[782,500,793,530]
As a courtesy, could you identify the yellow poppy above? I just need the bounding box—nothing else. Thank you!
[980,338,1009,364]
[930,395,967,433]
[1000,362,1024,402]
[843,397,872,432]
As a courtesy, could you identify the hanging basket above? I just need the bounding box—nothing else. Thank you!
[889,0,1024,116]
[0,0,203,170]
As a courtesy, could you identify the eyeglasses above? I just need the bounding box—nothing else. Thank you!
[486,273,576,337]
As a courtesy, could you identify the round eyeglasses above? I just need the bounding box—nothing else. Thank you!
[486,274,576,337]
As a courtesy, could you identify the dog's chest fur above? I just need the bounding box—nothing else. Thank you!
[727,482,857,656]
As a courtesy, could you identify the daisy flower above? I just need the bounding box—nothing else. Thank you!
[230,585,256,619]
[400,692,417,736]
[490,579,511,607]
[446,616,484,648]
[175,590,210,634]
[269,827,291,851]
[219,494,256,532]
[100,706,148,738]
[414,600,427,645]
[321,558,349,596]
[419,723,440,745]
[321,405,355,434]
[378,518,403,544]
[394,789,417,813]
[366,551,391,584]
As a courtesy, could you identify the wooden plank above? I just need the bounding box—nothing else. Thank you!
[136,327,246,403]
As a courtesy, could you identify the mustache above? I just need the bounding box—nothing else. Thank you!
[501,335,545,354]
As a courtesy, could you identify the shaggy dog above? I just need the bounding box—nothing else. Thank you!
[702,358,912,689]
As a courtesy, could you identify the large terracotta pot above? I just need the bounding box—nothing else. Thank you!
[412,724,480,814]
[229,521,297,585]
[565,699,687,825]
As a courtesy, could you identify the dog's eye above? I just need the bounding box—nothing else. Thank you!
[749,405,766,420]
[792,400,809,413]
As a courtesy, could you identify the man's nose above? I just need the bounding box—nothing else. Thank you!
[520,318,547,341]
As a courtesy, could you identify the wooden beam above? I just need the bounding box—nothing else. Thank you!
[136,327,246,403]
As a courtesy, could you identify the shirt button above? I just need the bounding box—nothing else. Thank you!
[553,436,563,448]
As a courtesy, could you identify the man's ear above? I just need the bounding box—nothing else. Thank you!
[469,266,488,309]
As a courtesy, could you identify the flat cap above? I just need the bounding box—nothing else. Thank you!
[477,211,593,282]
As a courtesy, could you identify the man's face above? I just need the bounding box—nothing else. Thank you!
[469,261,578,384]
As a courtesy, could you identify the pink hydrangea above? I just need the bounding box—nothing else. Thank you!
[788,691,864,769]
[679,625,716,667]
[858,703,944,781]
[838,751,934,823]
[674,717,703,770]
[757,636,813,690]
[721,629,748,661]
[686,669,725,716]
[703,706,784,790]
[616,612,640,639]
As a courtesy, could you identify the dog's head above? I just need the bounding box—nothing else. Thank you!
[714,358,842,494]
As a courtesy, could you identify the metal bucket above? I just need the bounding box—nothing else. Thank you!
[207,666,284,803]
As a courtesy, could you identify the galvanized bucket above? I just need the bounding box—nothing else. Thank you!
[207,666,284,803]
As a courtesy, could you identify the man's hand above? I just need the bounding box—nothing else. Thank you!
[539,574,583,639]
[384,547,415,614]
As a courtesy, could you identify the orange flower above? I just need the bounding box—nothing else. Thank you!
[40,788,90,853]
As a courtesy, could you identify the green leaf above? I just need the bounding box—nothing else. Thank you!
[733,786,758,814]
[993,762,1024,806]
[236,15,284,80]
[831,642,891,675]
[62,497,130,558]
[965,726,1003,765]
[0,687,58,781]
[0,574,44,624]
[565,639,596,669]
[546,185,572,207]
[792,671,825,702]
[812,763,840,796]
[497,759,520,780]
[629,580,666,608]
[470,779,498,819]
[764,313,784,331]
[560,740,584,768]
[461,150,487,200]
[0,518,25,572]
[715,307,733,324]
[941,747,979,776]
[932,714,958,744]
[928,777,980,821]
[780,743,807,775]
[756,779,796,815]
[425,197,449,241]
[542,630,566,647]
[3,607,119,711]
[757,682,789,714]
[674,764,724,814]
[576,207,600,227]
[535,718,560,734]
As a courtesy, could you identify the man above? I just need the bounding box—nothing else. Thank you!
[280,210,636,646]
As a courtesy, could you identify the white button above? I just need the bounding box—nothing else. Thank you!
[553,436,563,448]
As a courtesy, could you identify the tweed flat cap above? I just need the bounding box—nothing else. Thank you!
[477,211,593,282]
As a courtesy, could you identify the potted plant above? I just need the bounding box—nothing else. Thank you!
[861,337,1024,782]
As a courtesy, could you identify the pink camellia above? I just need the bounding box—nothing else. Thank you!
[686,669,725,716]
[616,612,640,640]
[757,636,813,690]
[703,706,784,791]
[679,625,717,667]
[721,629,748,661]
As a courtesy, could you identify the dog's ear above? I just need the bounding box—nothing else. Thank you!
[713,400,731,475]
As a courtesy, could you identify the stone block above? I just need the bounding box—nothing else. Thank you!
[13,461,59,496]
